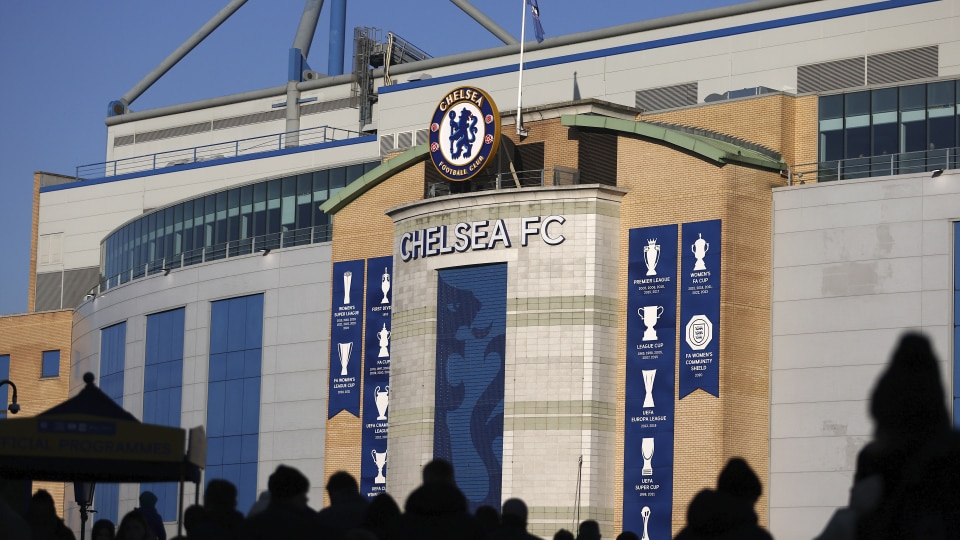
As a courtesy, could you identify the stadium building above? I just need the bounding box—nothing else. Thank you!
[5,0,960,538]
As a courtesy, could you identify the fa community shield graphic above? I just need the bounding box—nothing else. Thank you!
[429,86,501,182]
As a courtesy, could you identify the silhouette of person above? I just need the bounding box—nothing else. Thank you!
[92,518,116,540]
[553,530,575,540]
[396,458,484,540]
[576,520,602,540]
[115,510,154,540]
[475,505,500,539]
[135,491,166,540]
[316,471,369,540]
[26,489,76,540]
[361,492,401,540]
[674,457,772,540]
[616,532,640,540]
[494,498,542,540]
[240,464,321,540]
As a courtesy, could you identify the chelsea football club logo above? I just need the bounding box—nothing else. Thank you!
[429,86,500,182]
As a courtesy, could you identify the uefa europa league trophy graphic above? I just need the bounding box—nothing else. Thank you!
[381,268,391,304]
[692,233,709,271]
[377,323,391,358]
[641,437,655,476]
[639,306,664,341]
[374,385,390,420]
[643,239,661,276]
[642,369,656,408]
[337,342,353,376]
[372,449,387,484]
[342,270,352,304]
[641,506,652,540]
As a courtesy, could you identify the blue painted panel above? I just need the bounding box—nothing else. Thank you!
[244,350,261,378]
[241,434,258,463]
[434,264,507,513]
[222,436,242,464]
[679,220,721,398]
[210,301,230,354]
[207,437,224,466]
[360,256,393,499]
[208,381,226,437]
[226,351,245,380]
[227,299,247,352]
[239,463,258,515]
[329,260,365,418]
[241,378,260,434]
[224,379,245,436]
[210,353,227,383]
[0,355,9,419]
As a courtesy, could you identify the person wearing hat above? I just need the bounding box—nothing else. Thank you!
[240,465,320,540]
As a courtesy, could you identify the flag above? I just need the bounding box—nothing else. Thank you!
[529,0,545,43]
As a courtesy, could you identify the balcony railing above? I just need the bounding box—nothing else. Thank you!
[790,147,958,185]
[76,126,363,181]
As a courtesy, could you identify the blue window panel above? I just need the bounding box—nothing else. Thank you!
[41,350,60,378]
[239,463,258,516]
[207,381,226,437]
[244,350,261,379]
[210,301,230,354]
[94,483,119,525]
[222,435,243,465]
[224,379,245,436]
[227,299,247,352]
[222,464,242,487]
[240,434,258,464]
[206,465,223,483]
[143,365,158,391]
[245,296,264,349]
[207,437,224,466]
[168,387,182,426]
[0,355,9,420]
[146,319,160,363]
[241,379,261,435]
[143,391,158,420]
[226,351,245,380]
[209,353,227,382]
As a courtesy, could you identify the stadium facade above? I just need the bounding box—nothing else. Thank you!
[6,0,960,538]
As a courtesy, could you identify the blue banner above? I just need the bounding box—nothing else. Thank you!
[328,260,365,418]
[361,256,393,499]
[679,220,721,399]
[624,225,677,539]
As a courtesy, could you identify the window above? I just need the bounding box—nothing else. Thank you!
[41,350,60,378]
[96,322,126,524]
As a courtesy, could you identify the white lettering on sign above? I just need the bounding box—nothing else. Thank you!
[400,216,565,262]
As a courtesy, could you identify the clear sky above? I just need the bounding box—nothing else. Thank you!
[0,0,743,315]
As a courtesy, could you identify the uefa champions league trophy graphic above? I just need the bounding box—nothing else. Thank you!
[643,239,661,276]
[639,306,664,341]
[642,369,656,408]
[377,323,391,358]
[337,342,353,376]
[374,385,390,421]
[692,233,710,271]
[372,449,387,484]
[640,506,652,540]
[342,270,353,305]
[641,437,655,476]
[381,268,391,304]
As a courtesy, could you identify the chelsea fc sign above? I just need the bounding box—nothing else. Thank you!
[429,86,501,182]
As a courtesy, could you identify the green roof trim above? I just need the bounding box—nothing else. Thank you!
[319,143,430,215]
[560,115,785,172]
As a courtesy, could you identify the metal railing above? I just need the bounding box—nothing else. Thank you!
[92,225,331,296]
[790,147,958,185]
[76,126,363,180]
[426,166,581,198]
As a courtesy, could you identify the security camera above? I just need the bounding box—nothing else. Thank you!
[8,402,20,414]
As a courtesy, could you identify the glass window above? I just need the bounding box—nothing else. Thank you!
[281,177,296,232]
[253,183,267,238]
[267,180,281,235]
[41,350,60,378]
[819,95,844,163]
[215,191,228,245]
[329,167,347,196]
[240,186,253,241]
[928,81,956,155]
[228,189,241,244]
[296,174,313,232]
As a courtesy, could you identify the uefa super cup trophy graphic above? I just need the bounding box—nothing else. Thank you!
[641,506,652,540]
[342,271,353,305]
[692,233,709,271]
[377,323,391,358]
[381,268,391,304]
[372,449,387,484]
[375,385,389,420]
[643,239,661,276]
[641,437,655,476]
[642,369,656,408]
[337,342,353,376]
[639,306,664,341]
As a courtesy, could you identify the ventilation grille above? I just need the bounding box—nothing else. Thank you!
[135,122,212,144]
[114,135,135,147]
[379,128,428,156]
[798,57,865,93]
[62,267,100,309]
[415,128,429,146]
[867,46,938,86]
[379,134,395,155]
[635,82,698,112]
[397,131,413,149]
[35,272,62,312]
[300,96,360,115]
[212,109,285,131]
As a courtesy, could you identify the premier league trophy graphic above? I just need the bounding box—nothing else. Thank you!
[643,239,661,276]
[377,323,391,358]
[374,385,390,421]
[342,270,353,305]
[641,437,655,476]
[692,233,710,271]
[641,506,652,540]
[639,306,664,341]
[337,342,353,376]
[642,369,656,408]
[381,267,391,304]
[372,449,387,484]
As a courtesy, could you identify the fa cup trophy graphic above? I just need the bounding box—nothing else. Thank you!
[639,306,664,341]
[692,233,709,271]
[643,239,661,276]
[342,271,353,305]
[372,449,387,484]
[377,323,391,358]
[337,342,353,376]
[381,268,391,304]
[374,385,389,421]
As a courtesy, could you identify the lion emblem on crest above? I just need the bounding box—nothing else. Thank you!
[448,107,479,159]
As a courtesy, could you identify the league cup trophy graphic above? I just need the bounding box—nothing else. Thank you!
[642,369,656,408]
[372,449,387,484]
[342,271,353,305]
[375,385,390,420]
[641,506,652,540]
[643,239,661,276]
[381,267,391,304]
[377,323,391,358]
[692,233,709,271]
[639,306,664,341]
[641,437,655,476]
[337,342,353,376]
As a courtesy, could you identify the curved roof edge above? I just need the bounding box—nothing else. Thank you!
[320,144,429,215]
[561,114,786,172]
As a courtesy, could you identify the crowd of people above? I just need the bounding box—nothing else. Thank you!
[6,332,959,540]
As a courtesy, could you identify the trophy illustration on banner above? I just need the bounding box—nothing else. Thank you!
[374,385,390,420]
[337,342,353,376]
[692,233,710,271]
[381,268,391,304]
[372,449,387,484]
[377,323,391,358]
[342,271,353,305]
[643,239,661,276]
[639,306,664,341]
[641,437,655,476]
[642,369,656,408]
[640,506,652,540]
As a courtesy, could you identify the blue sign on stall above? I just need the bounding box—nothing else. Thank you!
[679,220,721,399]
[328,260,365,418]
[360,256,393,499]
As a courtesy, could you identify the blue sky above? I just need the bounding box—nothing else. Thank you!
[0,0,742,315]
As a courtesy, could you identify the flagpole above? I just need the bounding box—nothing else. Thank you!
[516,0,527,136]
